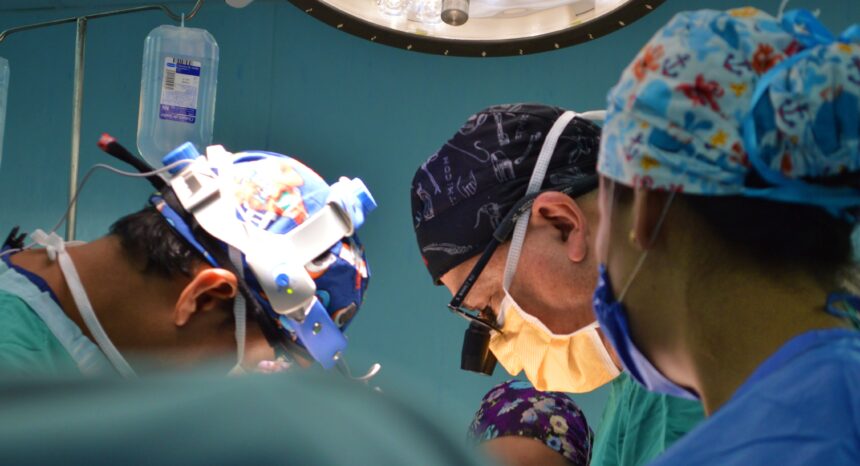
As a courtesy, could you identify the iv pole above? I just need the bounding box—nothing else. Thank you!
[0,1,205,241]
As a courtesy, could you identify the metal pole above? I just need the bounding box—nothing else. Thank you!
[67,16,87,241]
[0,2,206,43]
[0,1,205,240]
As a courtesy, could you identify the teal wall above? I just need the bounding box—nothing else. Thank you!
[0,0,857,435]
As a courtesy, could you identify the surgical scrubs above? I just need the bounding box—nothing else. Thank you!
[0,367,491,465]
[0,290,77,375]
[0,255,96,376]
[650,329,860,466]
[591,372,704,466]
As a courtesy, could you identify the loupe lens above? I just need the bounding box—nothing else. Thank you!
[461,322,497,375]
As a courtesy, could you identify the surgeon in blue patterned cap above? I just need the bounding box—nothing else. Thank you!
[593,6,860,465]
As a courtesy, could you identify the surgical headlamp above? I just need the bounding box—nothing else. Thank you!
[100,137,376,370]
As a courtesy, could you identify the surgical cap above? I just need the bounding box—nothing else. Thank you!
[411,104,601,283]
[598,7,860,216]
[229,152,370,331]
[468,379,593,466]
[155,151,370,333]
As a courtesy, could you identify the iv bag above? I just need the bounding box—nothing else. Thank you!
[0,57,8,169]
[137,25,219,169]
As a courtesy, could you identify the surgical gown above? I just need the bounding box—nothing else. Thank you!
[0,368,491,465]
[649,329,860,466]
[0,256,79,376]
[590,372,704,466]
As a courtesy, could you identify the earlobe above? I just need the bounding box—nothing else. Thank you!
[173,268,238,327]
[567,219,589,263]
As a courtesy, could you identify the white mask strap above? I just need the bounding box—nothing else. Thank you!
[617,191,677,301]
[227,246,247,376]
[578,110,606,121]
[31,229,136,378]
[503,110,578,290]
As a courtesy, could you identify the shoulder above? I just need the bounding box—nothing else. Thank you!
[649,334,860,466]
[0,289,75,375]
[592,373,704,466]
[815,335,860,430]
[618,372,703,420]
[776,333,860,398]
[0,289,52,346]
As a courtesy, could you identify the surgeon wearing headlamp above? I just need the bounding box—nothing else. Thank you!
[409,104,703,466]
[593,7,860,465]
[0,139,375,378]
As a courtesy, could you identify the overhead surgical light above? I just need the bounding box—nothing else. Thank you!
[226,0,255,8]
[287,0,664,56]
[440,0,468,26]
[409,0,443,24]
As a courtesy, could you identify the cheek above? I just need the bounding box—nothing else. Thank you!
[243,328,276,365]
[596,200,613,264]
[509,241,559,311]
[596,218,610,265]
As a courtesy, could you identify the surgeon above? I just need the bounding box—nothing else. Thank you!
[0,140,373,377]
[593,7,860,465]
[410,103,703,466]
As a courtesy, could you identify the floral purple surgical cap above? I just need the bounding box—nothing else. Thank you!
[468,380,593,466]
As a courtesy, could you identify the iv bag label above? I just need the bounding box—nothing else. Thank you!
[159,57,201,124]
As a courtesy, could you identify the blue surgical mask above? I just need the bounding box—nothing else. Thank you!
[592,264,698,400]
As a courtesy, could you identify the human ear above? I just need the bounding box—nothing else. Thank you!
[174,268,238,326]
[532,191,590,263]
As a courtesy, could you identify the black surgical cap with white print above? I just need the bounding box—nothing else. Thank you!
[410,103,601,283]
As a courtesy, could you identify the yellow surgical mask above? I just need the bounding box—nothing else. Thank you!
[488,291,619,393]
[489,109,620,393]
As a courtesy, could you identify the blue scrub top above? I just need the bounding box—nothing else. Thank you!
[649,329,860,466]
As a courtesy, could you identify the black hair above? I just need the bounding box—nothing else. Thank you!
[683,194,854,281]
[109,206,205,278]
[615,173,857,285]
[690,170,860,282]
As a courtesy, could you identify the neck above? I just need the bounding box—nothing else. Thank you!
[684,265,848,414]
[11,236,185,359]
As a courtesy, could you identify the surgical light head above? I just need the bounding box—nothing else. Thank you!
[143,142,375,370]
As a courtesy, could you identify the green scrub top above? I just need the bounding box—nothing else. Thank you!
[590,372,705,466]
[0,289,78,376]
[0,370,491,465]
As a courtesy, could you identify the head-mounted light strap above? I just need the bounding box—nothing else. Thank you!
[280,298,347,369]
[163,148,372,368]
[151,194,218,266]
[170,155,356,321]
[154,189,292,358]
